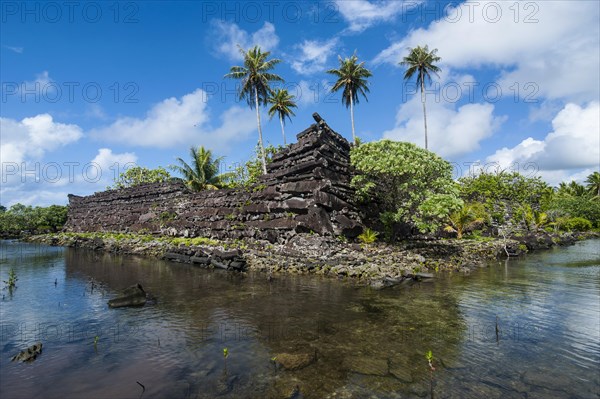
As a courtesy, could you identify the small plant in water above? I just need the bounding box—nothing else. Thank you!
[357,228,378,245]
[426,350,435,398]
[3,268,17,290]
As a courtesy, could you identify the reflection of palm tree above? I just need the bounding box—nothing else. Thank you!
[400,45,441,150]
[267,88,297,145]
[327,53,372,144]
[169,146,227,191]
[225,45,283,174]
[585,171,600,197]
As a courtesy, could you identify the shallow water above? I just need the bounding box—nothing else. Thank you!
[0,239,598,398]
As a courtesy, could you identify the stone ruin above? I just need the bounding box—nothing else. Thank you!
[64,113,364,243]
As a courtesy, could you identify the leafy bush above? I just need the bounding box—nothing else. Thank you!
[109,166,171,190]
[351,140,462,235]
[563,217,593,232]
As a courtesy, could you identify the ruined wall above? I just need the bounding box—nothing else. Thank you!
[64,114,363,243]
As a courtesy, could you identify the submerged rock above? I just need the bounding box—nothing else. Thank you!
[107,283,147,308]
[12,342,43,362]
[274,352,316,371]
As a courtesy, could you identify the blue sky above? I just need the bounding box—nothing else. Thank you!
[1,0,599,206]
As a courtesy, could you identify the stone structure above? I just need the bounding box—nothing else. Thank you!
[65,114,363,243]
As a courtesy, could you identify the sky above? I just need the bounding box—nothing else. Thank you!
[1,0,599,207]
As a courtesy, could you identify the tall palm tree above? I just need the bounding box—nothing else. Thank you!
[585,171,600,197]
[327,53,372,144]
[169,146,227,191]
[400,45,441,150]
[267,88,297,145]
[225,45,283,174]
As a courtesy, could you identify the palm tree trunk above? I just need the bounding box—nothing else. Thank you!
[254,86,267,174]
[421,78,428,150]
[350,91,356,144]
[279,114,286,145]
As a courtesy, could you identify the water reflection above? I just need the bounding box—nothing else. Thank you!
[1,240,598,398]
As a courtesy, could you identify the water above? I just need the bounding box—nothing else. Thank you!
[0,239,598,398]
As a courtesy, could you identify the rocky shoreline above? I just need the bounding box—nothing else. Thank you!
[23,230,596,288]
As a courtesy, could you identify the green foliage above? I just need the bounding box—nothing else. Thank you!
[444,202,487,239]
[267,88,297,145]
[0,204,68,237]
[357,228,378,245]
[585,171,600,197]
[3,268,18,290]
[562,217,593,232]
[109,166,171,190]
[400,45,441,150]
[225,45,283,174]
[351,140,462,235]
[170,146,231,191]
[546,195,600,227]
[227,144,280,188]
[327,53,372,142]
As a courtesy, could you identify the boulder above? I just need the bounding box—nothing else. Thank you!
[108,283,147,308]
[12,342,43,362]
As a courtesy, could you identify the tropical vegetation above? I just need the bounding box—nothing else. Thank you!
[109,166,171,189]
[169,146,230,191]
[267,88,297,146]
[225,45,283,174]
[400,45,441,150]
[0,204,68,237]
[327,53,372,144]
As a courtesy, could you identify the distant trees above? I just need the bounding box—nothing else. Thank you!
[0,204,68,237]
[109,166,171,189]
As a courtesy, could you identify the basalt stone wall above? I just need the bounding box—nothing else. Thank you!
[64,114,363,243]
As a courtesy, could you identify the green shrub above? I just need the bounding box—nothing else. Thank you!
[357,228,378,245]
[563,217,592,231]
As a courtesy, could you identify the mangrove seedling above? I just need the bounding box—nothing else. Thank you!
[426,350,435,399]
[3,268,18,290]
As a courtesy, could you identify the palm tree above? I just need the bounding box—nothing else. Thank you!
[169,146,227,191]
[327,53,372,144]
[400,45,441,150]
[444,202,486,239]
[585,171,600,197]
[267,88,297,145]
[225,45,283,174]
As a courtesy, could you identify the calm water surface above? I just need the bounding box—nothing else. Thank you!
[0,239,598,398]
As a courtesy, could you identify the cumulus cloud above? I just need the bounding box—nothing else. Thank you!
[0,114,83,165]
[335,0,421,32]
[211,21,279,61]
[290,38,339,75]
[90,89,257,150]
[486,102,600,174]
[374,1,599,102]
[383,96,504,158]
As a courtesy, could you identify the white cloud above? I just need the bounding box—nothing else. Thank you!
[211,21,279,61]
[0,114,83,165]
[91,148,137,172]
[383,96,504,158]
[290,38,339,75]
[335,0,420,32]
[2,45,23,54]
[374,1,599,102]
[486,102,600,182]
[91,89,256,150]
